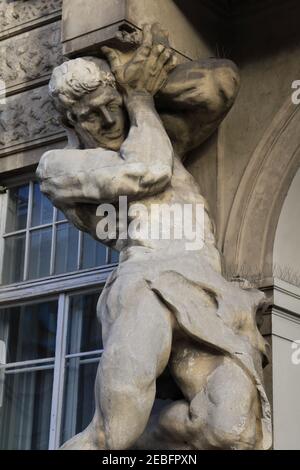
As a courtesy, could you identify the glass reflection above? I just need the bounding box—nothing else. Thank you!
[6,185,29,233]
[55,223,79,275]
[28,228,52,280]
[0,369,53,450]
[2,233,26,284]
[67,293,102,354]
[60,360,98,445]
[0,301,57,363]
[31,183,53,227]
[81,233,107,270]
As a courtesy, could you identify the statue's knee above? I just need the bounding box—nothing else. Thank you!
[208,408,257,449]
[189,397,257,449]
[206,368,258,449]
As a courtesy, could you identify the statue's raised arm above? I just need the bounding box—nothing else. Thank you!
[37,25,177,207]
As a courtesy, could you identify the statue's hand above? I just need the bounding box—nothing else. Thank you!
[102,24,177,96]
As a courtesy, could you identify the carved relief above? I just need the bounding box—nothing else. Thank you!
[0,22,62,89]
[0,0,62,31]
[0,86,62,150]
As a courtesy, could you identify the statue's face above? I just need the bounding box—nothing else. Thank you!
[69,85,126,151]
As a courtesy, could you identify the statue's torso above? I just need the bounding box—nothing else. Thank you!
[112,155,221,271]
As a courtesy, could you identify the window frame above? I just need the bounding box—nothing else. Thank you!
[0,288,105,450]
[0,174,118,302]
[0,174,116,449]
[0,175,117,285]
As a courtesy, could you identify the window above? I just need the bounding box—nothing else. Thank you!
[0,292,102,449]
[0,300,57,450]
[0,176,118,449]
[1,180,118,285]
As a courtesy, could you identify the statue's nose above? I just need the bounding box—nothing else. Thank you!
[100,106,115,128]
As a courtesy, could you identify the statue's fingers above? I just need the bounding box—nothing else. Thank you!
[141,45,165,81]
[151,23,170,45]
[150,44,165,59]
[132,45,152,63]
[130,25,153,61]
[101,46,121,71]
[153,49,176,77]
[152,23,166,34]
[141,24,153,48]
[157,48,172,67]
[130,25,154,62]
[133,30,143,45]
[150,70,169,95]
[163,54,178,73]
[151,55,178,93]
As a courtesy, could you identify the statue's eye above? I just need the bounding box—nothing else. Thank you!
[108,104,118,112]
[84,113,97,122]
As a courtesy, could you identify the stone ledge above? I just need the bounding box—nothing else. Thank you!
[0,132,66,160]
[0,0,62,40]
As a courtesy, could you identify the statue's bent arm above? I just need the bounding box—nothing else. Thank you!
[37,93,173,205]
[158,58,240,155]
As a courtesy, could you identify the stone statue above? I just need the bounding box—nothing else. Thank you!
[37,24,272,450]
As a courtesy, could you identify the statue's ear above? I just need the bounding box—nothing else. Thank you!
[66,110,77,126]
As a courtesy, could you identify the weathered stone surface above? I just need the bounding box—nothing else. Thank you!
[0,86,61,152]
[37,25,272,451]
[0,0,62,31]
[0,138,67,175]
[0,22,62,89]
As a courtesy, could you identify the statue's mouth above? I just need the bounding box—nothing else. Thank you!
[103,129,123,139]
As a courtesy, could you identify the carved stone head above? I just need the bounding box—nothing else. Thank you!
[49,57,127,150]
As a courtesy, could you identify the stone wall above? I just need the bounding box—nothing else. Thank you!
[0,0,66,176]
[215,0,300,279]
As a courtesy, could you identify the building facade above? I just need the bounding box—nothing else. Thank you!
[0,0,299,450]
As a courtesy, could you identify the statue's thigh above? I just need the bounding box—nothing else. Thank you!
[169,337,223,402]
[99,274,173,380]
[190,357,259,449]
[203,357,258,418]
[170,341,259,448]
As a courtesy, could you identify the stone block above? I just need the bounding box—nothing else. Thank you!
[62,0,217,59]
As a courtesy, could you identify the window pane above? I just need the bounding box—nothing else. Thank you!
[57,210,66,222]
[110,249,119,264]
[28,228,52,280]
[31,183,53,227]
[67,293,102,355]
[5,185,29,233]
[2,233,25,284]
[0,301,57,363]
[54,223,79,275]
[0,369,54,450]
[81,234,107,270]
[60,360,98,446]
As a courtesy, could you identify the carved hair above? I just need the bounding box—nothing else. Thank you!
[49,57,116,113]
